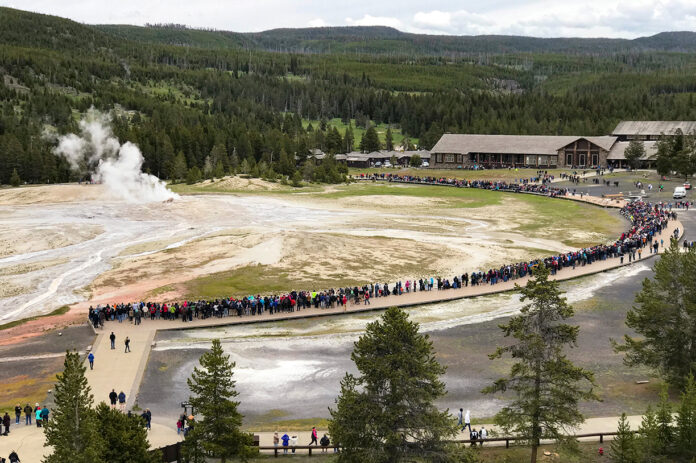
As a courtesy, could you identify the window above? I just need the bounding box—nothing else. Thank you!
[592,154,599,166]
[579,154,586,166]
[566,153,573,165]
[457,155,462,163]
[445,154,455,163]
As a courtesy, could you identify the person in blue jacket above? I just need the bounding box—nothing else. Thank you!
[281,433,290,454]
[88,352,94,370]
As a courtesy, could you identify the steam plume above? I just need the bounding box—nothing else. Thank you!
[53,109,178,203]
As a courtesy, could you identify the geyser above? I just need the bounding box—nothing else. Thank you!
[53,109,179,203]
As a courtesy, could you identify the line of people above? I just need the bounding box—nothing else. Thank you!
[88,175,675,328]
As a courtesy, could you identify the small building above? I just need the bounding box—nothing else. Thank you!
[612,121,696,141]
[429,134,616,169]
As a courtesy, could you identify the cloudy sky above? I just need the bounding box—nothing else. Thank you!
[2,0,694,38]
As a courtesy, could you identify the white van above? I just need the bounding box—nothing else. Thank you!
[674,186,687,199]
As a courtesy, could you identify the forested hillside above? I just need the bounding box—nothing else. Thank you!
[97,24,696,55]
[1,6,696,185]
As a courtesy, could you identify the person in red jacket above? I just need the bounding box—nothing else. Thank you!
[309,426,318,446]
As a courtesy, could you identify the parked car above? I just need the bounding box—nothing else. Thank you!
[422,161,430,167]
[374,161,382,167]
[383,161,392,168]
[684,182,692,190]
[674,186,687,199]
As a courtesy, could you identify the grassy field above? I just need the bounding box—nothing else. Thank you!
[0,305,70,331]
[183,264,367,300]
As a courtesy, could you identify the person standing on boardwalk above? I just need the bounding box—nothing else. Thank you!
[109,389,118,409]
[23,404,32,425]
[310,426,318,446]
[457,408,464,430]
[88,352,95,370]
[118,391,126,411]
[110,332,116,349]
[124,336,131,353]
[463,410,472,433]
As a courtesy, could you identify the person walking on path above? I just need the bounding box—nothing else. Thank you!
[109,389,118,409]
[23,404,32,426]
[40,406,49,425]
[309,426,318,446]
[110,332,116,349]
[3,412,10,435]
[457,408,464,430]
[14,405,20,425]
[8,450,20,462]
[34,405,41,428]
[88,352,95,370]
[463,410,472,433]
[124,336,131,353]
[118,391,126,411]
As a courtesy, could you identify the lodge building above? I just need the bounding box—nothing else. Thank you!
[429,121,696,170]
[429,134,616,169]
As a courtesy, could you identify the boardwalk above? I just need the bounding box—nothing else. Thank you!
[0,195,681,461]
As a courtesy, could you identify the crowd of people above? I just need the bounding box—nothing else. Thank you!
[87,172,677,328]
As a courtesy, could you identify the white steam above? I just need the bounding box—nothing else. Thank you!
[53,109,179,203]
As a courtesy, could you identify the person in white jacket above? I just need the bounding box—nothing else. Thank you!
[464,410,471,432]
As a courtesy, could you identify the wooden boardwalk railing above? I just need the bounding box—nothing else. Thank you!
[154,432,627,461]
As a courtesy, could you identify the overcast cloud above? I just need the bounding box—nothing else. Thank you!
[1,0,694,38]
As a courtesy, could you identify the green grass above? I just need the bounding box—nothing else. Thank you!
[510,193,624,247]
[244,409,330,432]
[183,264,365,300]
[317,182,504,207]
[0,305,71,331]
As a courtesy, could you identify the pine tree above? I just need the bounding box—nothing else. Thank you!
[44,351,103,463]
[186,166,202,185]
[610,413,638,463]
[656,385,673,455]
[360,126,381,153]
[329,307,457,463]
[623,139,645,170]
[291,170,303,187]
[637,405,659,460]
[483,265,598,463]
[172,151,188,183]
[9,167,20,187]
[344,124,355,153]
[676,374,696,459]
[95,403,160,463]
[385,127,394,151]
[615,241,696,388]
[183,339,254,463]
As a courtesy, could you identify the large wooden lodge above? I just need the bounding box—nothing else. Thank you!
[429,121,695,169]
